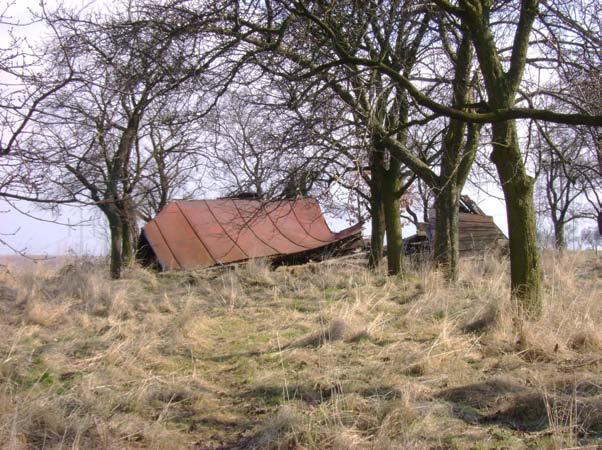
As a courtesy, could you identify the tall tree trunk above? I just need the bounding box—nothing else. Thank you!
[553,220,566,251]
[120,204,138,266]
[105,209,124,280]
[369,190,386,269]
[433,184,460,282]
[460,0,542,317]
[433,35,476,283]
[121,220,135,265]
[368,150,385,269]
[491,121,542,318]
[433,121,479,283]
[383,157,403,275]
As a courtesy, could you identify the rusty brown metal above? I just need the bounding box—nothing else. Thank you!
[141,197,363,271]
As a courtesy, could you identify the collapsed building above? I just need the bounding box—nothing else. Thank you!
[137,197,362,271]
[404,195,508,255]
[137,195,506,271]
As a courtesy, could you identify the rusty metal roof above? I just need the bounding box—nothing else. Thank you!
[142,197,362,271]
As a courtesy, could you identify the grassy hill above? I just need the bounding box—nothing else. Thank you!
[0,253,600,449]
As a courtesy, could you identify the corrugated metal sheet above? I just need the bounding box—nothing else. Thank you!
[142,197,362,271]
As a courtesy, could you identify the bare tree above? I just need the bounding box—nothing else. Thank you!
[530,122,594,249]
[206,85,367,214]
[0,2,76,253]
[535,0,601,239]
[235,2,489,279]
[20,1,242,278]
[135,94,209,222]
[227,1,438,274]
[0,3,74,157]
[207,91,294,199]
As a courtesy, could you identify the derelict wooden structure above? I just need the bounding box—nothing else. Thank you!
[404,196,508,255]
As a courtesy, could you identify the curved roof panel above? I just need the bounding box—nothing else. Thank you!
[142,197,362,271]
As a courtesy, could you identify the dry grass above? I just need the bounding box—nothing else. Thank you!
[0,251,600,449]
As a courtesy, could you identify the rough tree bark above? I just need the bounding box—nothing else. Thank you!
[368,149,386,269]
[459,0,543,317]
[553,219,566,250]
[382,155,403,274]
[102,206,124,280]
[431,34,476,282]
[433,183,460,281]
[118,199,138,266]
[491,121,541,316]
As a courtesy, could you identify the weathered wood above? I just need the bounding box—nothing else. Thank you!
[458,213,496,223]
[460,236,499,242]
[460,195,487,215]
[414,196,508,258]
[458,223,503,230]
[459,240,505,252]
[431,213,496,225]
[461,229,506,238]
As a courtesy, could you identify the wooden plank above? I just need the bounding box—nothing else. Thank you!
[430,223,506,235]
[426,205,508,248]
[426,222,502,232]
[458,213,495,223]
[427,228,505,239]
[461,230,503,237]
[461,230,506,238]
[458,224,500,231]
[459,234,504,242]
[430,221,498,230]
[459,238,503,244]
[460,195,487,215]
[430,211,494,220]
[430,213,495,224]
[459,241,502,251]
[459,242,499,249]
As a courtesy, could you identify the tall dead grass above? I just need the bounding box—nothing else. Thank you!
[0,251,600,449]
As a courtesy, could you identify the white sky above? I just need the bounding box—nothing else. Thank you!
[1,201,108,255]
